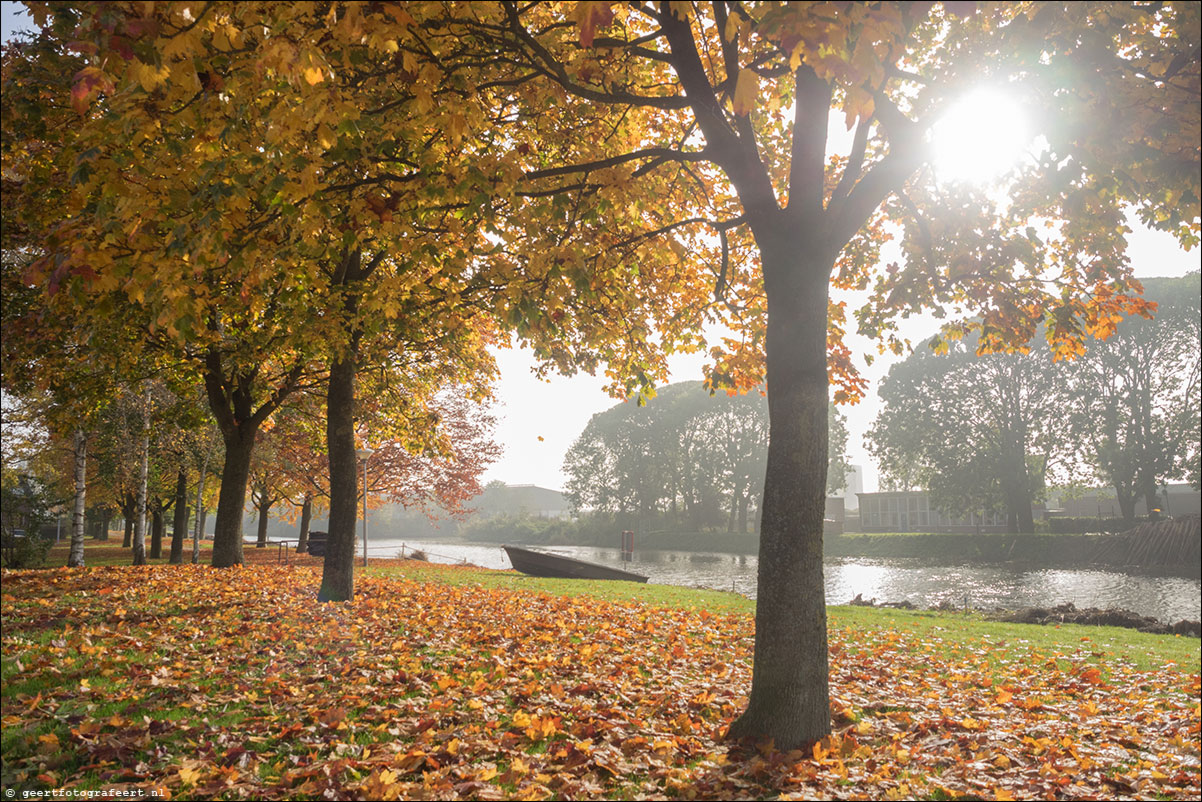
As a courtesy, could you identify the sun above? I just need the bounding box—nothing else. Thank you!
[930,89,1033,185]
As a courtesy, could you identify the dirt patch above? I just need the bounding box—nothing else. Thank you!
[991,602,1200,637]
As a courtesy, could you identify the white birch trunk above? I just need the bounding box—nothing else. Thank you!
[68,429,87,567]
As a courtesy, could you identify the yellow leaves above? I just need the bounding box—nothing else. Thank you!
[732,69,758,116]
[177,765,203,786]
[131,60,171,92]
[525,715,560,742]
[303,65,325,85]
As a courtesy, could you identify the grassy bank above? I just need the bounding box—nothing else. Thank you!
[3,560,1198,800]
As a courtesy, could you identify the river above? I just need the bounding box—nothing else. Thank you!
[346,537,1201,624]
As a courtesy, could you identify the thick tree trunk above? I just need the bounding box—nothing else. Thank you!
[211,431,255,567]
[122,498,134,548]
[1141,474,1162,520]
[132,386,150,566]
[150,504,164,559]
[68,430,87,568]
[98,507,111,541]
[1115,481,1137,522]
[170,469,188,564]
[727,238,832,749]
[255,490,271,547]
[320,354,359,602]
[297,496,313,553]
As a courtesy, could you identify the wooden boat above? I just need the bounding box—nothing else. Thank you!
[306,531,328,557]
[503,545,649,583]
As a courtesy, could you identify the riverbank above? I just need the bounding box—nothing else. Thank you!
[457,524,1202,575]
[3,561,1199,800]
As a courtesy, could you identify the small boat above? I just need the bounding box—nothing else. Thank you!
[306,531,328,557]
[503,545,649,583]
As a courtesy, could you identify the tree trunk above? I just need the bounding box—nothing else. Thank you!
[68,429,87,568]
[122,496,134,548]
[193,445,211,564]
[1142,475,1162,520]
[727,237,832,749]
[132,385,150,566]
[738,488,749,534]
[320,354,359,602]
[256,489,271,547]
[150,504,164,559]
[170,469,188,564]
[98,507,111,541]
[211,430,255,567]
[297,496,313,553]
[1115,480,1137,522]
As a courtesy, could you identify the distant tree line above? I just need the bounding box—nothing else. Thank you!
[563,381,850,533]
[868,274,1201,531]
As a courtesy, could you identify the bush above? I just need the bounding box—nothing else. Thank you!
[1,533,53,569]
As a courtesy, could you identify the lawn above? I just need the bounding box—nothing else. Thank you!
[2,557,1198,800]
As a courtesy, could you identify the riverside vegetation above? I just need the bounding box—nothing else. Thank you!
[2,556,1198,801]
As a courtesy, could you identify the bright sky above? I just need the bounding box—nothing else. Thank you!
[3,5,1195,493]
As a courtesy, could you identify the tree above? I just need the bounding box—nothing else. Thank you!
[565,382,851,532]
[867,335,1064,532]
[1063,273,1201,520]
[5,4,512,593]
[443,2,1200,747]
[6,0,1198,748]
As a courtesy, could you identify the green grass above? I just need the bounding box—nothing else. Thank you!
[835,530,1098,537]
[368,561,1200,672]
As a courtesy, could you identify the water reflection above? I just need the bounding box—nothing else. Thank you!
[365,538,1201,624]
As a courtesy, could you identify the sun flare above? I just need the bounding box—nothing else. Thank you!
[930,90,1033,185]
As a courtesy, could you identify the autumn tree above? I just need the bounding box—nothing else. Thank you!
[9,2,718,600]
[440,1,1200,747]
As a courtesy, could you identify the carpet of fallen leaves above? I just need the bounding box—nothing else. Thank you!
[1,563,1199,801]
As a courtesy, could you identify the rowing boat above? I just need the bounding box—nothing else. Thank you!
[503,545,649,582]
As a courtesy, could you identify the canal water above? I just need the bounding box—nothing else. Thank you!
[356,538,1202,624]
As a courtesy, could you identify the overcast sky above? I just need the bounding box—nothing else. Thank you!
[3,3,1196,493]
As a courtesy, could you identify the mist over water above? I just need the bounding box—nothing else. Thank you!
[356,538,1202,624]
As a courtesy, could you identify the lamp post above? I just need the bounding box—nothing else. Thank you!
[355,447,374,568]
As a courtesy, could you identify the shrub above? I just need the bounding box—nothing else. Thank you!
[1,533,53,569]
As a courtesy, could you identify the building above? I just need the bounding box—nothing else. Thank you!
[855,483,1201,534]
[474,483,573,519]
[856,490,1008,533]
[1044,483,1201,519]
[833,465,864,511]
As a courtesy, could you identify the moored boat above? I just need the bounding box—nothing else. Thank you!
[503,545,649,582]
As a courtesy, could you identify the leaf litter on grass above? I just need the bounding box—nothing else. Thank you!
[1,563,1198,800]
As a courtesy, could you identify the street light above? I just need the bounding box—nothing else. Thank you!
[355,447,374,568]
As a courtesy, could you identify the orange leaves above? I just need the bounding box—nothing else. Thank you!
[1,563,1198,800]
[70,66,114,114]
[573,2,615,48]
